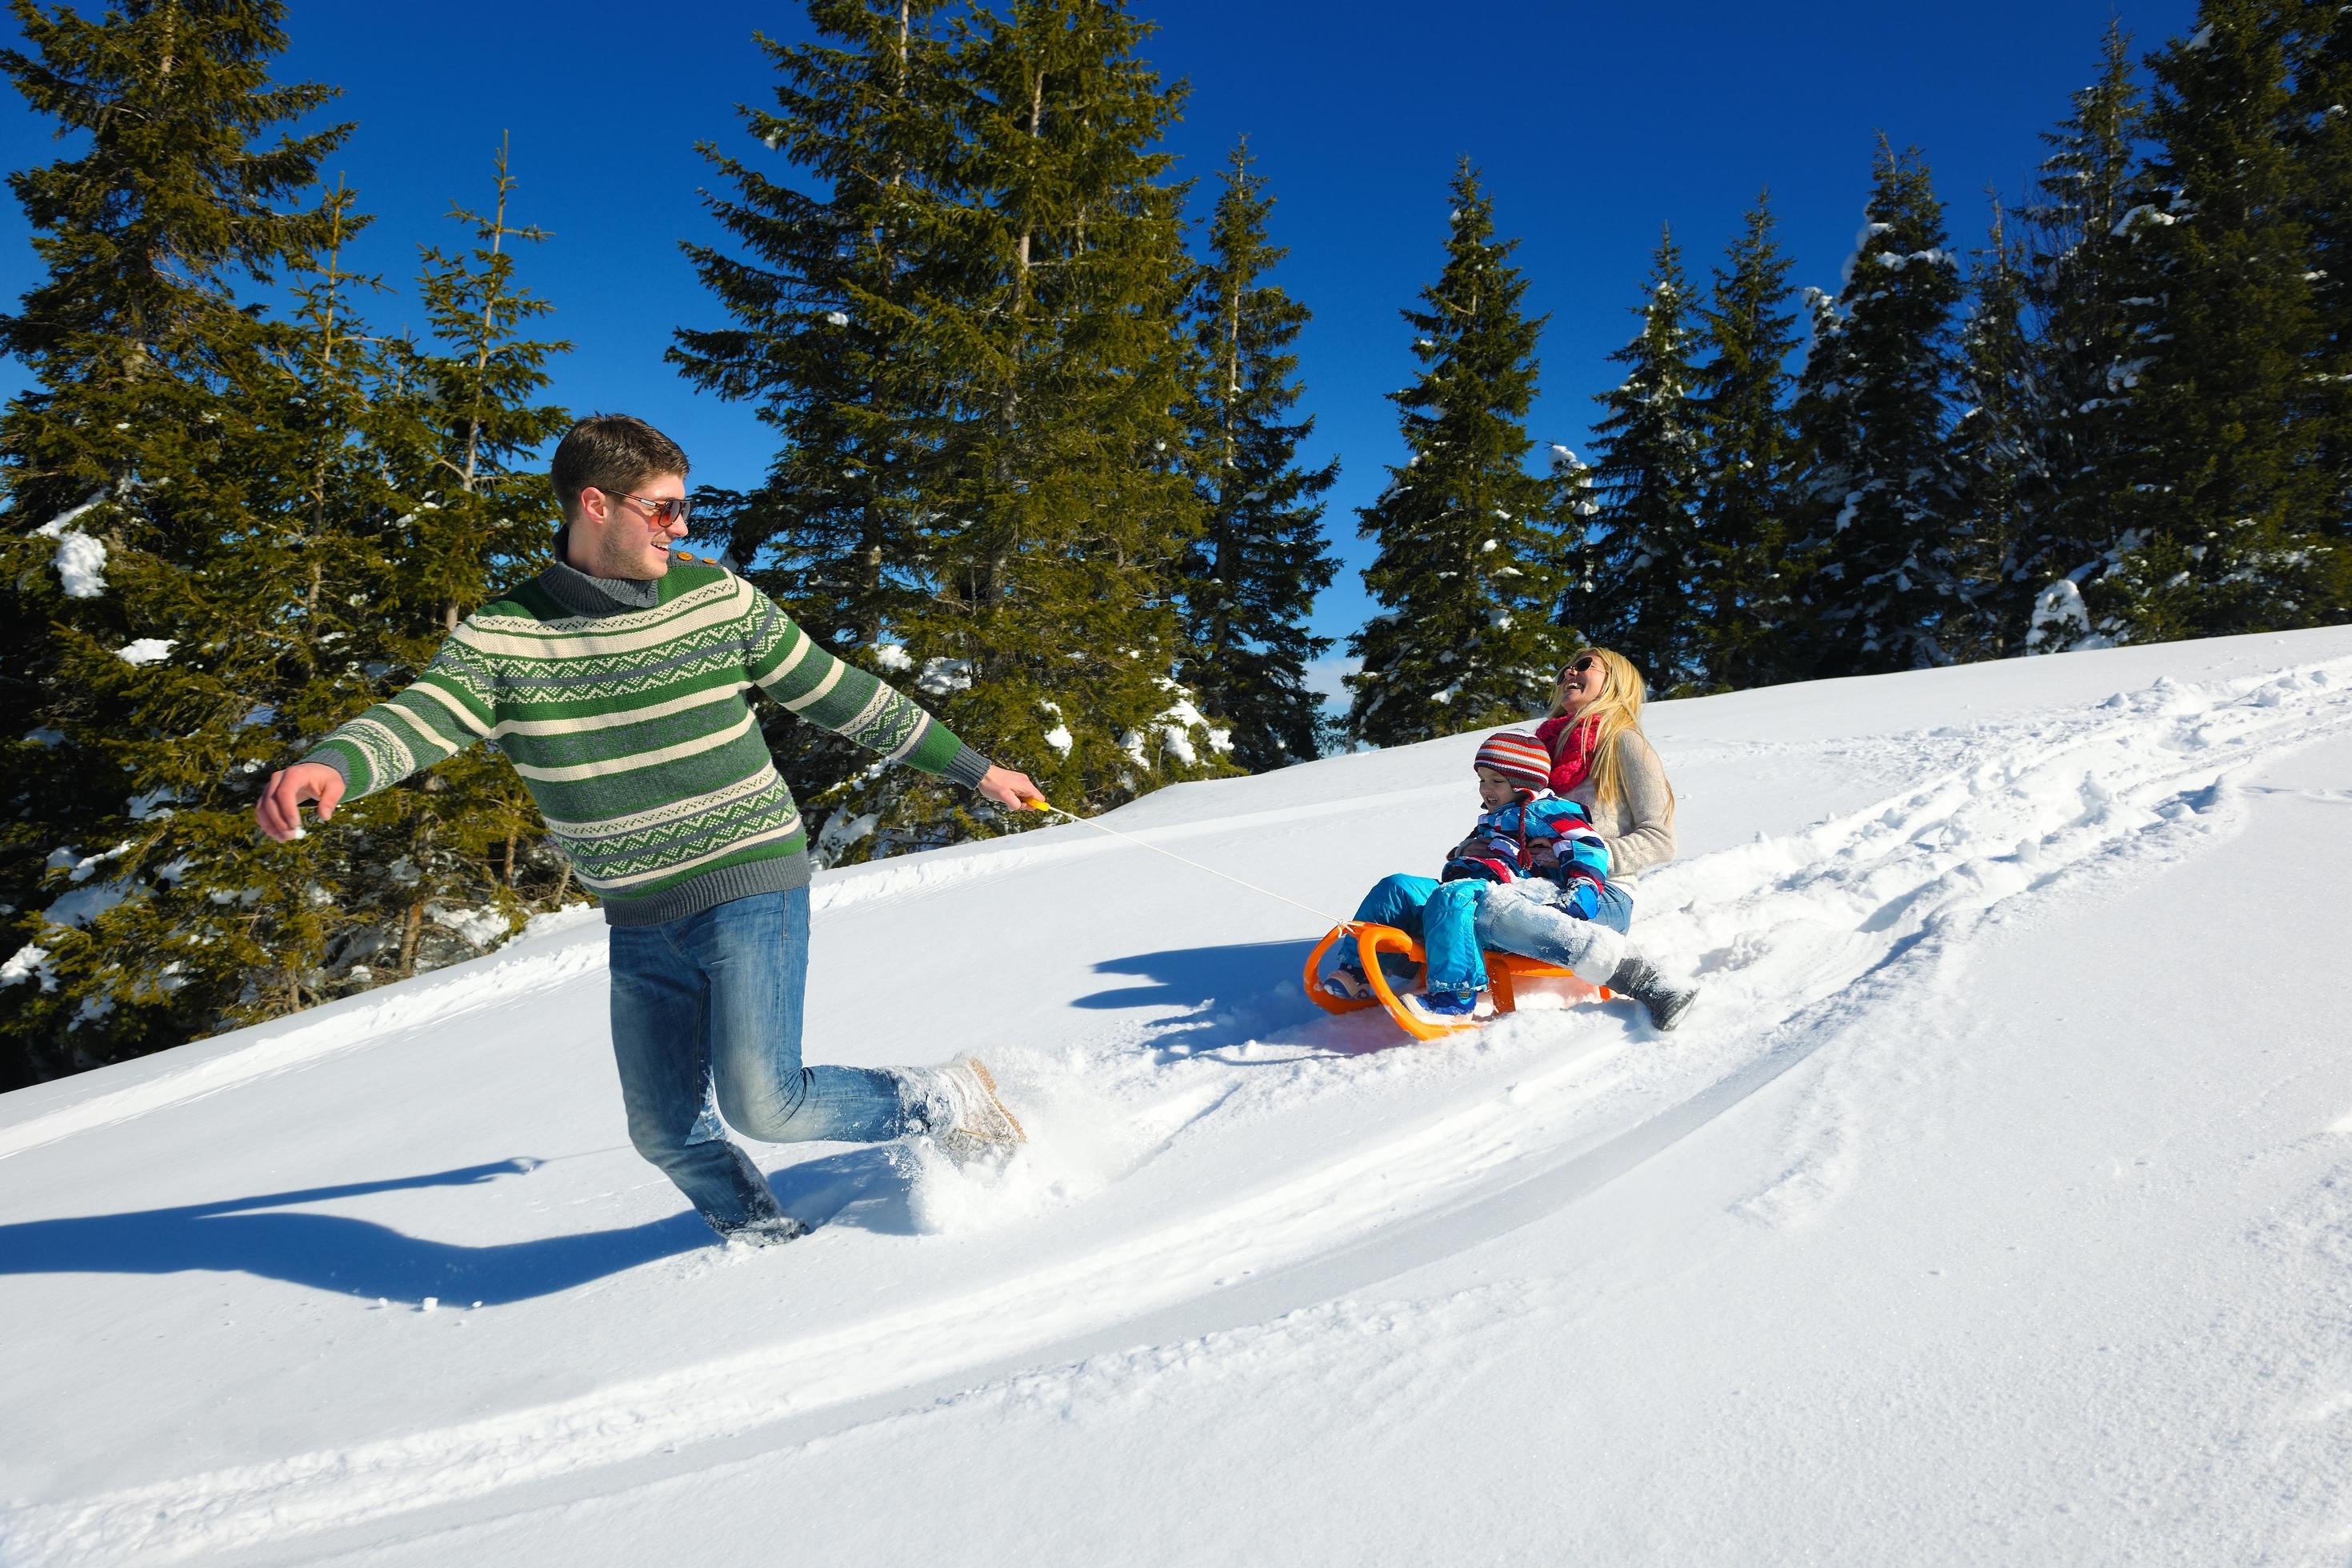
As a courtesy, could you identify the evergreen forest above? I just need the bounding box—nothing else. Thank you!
[3,0,2347,1082]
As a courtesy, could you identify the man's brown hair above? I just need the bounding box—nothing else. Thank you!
[550,414,690,525]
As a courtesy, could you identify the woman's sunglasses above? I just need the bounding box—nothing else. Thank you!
[1560,655,1599,681]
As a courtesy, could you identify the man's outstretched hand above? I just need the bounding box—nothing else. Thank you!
[976,764,1047,813]
[255,762,346,842]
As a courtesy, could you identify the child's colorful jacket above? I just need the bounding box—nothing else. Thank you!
[1442,794,1613,919]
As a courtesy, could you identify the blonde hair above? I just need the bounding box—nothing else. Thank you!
[1547,646,1667,814]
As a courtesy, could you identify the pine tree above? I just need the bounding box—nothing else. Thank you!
[678,0,1222,862]
[1178,140,1339,773]
[1786,139,1970,676]
[671,1,960,845]
[1347,162,1573,746]
[2098,2,2335,641]
[2014,21,2152,649]
[2289,1,2352,582]
[1950,199,2046,658]
[347,137,576,981]
[0,0,351,1082]
[1690,191,1801,692]
[1572,226,1704,692]
[850,0,1222,853]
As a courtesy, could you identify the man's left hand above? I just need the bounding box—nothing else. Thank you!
[977,764,1048,812]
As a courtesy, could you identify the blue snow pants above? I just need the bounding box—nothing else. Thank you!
[1350,873,1490,1002]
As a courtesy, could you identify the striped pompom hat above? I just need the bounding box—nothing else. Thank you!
[1473,730,1550,793]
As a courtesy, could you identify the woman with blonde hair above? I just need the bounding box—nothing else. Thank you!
[1530,647,1676,928]
[1464,645,1694,1026]
[1325,647,1696,1030]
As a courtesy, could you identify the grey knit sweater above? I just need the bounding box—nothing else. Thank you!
[1563,730,1677,886]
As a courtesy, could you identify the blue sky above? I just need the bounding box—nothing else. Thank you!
[2,0,2200,696]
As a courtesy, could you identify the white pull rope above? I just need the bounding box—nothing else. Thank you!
[1032,803,1354,930]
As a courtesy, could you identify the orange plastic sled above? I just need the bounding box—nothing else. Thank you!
[1303,922,1614,1042]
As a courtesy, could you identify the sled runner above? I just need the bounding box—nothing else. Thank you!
[1303,922,1614,1042]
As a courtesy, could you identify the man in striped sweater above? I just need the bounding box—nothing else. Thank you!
[256,414,1043,1246]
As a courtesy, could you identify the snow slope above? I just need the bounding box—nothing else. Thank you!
[6,627,2352,1566]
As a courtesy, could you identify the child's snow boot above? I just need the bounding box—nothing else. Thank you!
[1323,962,1374,1002]
[1400,989,1489,1026]
[1605,953,1698,1032]
[922,1054,1027,1158]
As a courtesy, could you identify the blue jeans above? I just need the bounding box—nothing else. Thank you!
[608,887,914,1232]
[1351,873,1490,1001]
[1473,880,1635,984]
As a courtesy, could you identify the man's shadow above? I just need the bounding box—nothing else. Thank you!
[1074,938,1386,1062]
[0,1147,923,1306]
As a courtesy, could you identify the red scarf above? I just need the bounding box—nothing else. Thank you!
[1536,714,1602,795]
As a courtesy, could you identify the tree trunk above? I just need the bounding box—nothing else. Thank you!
[398,898,426,978]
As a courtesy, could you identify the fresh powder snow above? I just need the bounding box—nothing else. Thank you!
[114,638,175,666]
[32,498,108,599]
[3,627,2352,1563]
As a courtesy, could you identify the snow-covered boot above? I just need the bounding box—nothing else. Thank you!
[1400,989,1490,1026]
[1605,953,1697,1032]
[918,1054,1026,1159]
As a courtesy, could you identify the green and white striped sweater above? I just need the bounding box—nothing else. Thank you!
[302,559,991,926]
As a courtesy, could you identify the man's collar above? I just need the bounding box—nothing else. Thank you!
[538,551,662,616]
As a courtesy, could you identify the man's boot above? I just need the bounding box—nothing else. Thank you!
[913,1054,1026,1158]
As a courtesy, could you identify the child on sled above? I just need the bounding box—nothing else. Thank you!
[1329,731,1697,1030]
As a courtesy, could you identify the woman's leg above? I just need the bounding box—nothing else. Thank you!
[1589,881,1634,934]
[1474,881,1628,985]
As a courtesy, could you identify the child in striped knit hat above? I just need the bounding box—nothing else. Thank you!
[1441,731,1611,906]
[1334,732,1610,1021]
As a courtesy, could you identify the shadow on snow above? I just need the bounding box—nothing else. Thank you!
[0,1146,935,1305]
[1074,937,1394,1063]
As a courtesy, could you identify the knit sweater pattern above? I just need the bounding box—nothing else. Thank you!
[302,560,991,926]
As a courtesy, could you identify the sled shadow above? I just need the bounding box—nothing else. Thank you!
[0,1160,711,1307]
[1076,938,1387,1064]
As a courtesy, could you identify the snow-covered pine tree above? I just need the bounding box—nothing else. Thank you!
[1572,226,1704,693]
[2288,1,2352,590]
[1950,198,2046,659]
[2098,2,2336,641]
[5,178,419,1071]
[671,0,960,849]
[1786,139,1970,677]
[1178,139,1340,773]
[345,138,578,981]
[1347,162,1573,746]
[0,0,351,1082]
[1690,191,1801,692]
[2014,21,2151,651]
[830,0,1222,854]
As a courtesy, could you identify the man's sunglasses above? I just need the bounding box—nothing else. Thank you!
[598,488,693,527]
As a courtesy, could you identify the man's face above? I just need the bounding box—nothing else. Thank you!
[578,471,690,580]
